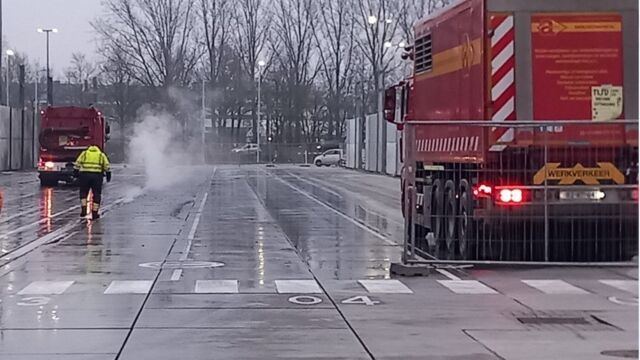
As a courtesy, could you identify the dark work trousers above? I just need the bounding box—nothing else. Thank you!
[79,172,104,205]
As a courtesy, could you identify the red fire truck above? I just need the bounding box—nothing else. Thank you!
[385,0,638,262]
[38,106,110,186]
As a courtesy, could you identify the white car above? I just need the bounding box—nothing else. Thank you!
[231,143,259,154]
[314,149,344,167]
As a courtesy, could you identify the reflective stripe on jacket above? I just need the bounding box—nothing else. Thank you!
[74,146,111,173]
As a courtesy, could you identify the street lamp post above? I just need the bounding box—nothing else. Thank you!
[37,28,58,105]
[368,15,404,174]
[368,15,388,173]
[5,49,13,106]
[256,60,266,164]
[201,78,206,164]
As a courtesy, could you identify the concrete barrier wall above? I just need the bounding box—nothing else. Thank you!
[0,105,37,171]
[349,112,402,177]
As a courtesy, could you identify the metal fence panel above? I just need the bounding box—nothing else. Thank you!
[10,108,22,170]
[401,120,638,264]
[365,114,377,172]
[0,106,9,170]
[386,121,399,176]
[0,106,37,171]
[345,118,357,169]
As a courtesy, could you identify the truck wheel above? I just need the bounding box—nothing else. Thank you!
[444,180,457,257]
[458,180,475,260]
[430,179,444,249]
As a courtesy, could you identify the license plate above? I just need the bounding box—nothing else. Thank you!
[559,190,605,201]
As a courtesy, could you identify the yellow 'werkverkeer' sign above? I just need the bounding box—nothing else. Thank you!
[533,162,625,185]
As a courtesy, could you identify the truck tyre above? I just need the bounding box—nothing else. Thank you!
[444,180,457,257]
[430,179,444,249]
[458,179,474,260]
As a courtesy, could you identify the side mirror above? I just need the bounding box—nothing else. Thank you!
[105,123,111,135]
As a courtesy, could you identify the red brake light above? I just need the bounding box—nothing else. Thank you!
[473,184,492,198]
[499,189,522,203]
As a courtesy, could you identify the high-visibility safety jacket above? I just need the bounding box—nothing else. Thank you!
[74,146,111,173]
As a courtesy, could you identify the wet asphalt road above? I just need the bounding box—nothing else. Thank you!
[0,164,636,359]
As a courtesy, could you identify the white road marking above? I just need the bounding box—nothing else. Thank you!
[275,280,322,294]
[358,279,413,294]
[18,281,74,295]
[104,280,153,294]
[18,296,51,306]
[170,269,182,281]
[437,280,498,294]
[4,228,78,261]
[522,280,589,294]
[179,168,215,262]
[289,295,323,305]
[435,268,462,281]
[0,207,40,224]
[195,280,239,293]
[0,205,80,240]
[274,174,398,246]
[285,171,343,198]
[608,296,638,306]
[599,280,638,294]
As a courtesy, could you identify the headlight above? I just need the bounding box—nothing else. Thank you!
[45,161,55,169]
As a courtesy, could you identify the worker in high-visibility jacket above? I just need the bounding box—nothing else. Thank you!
[74,145,111,219]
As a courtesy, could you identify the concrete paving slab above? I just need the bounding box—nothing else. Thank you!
[118,328,370,360]
[275,280,323,293]
[358,279,413,293]
[145,293,335,309]
[104,280,153,294]
[194,280,239,293]
[0,355,116,360]
[137,307,348,329]
[467,329,639,360]
[0,329,127,354]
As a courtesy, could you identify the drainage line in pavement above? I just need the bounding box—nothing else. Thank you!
[462,329,507,360]
[247,171,376,360]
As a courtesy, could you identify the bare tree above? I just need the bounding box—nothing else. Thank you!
[233,0,270,142]
[313,0,356,139]
[65,52,97,85]
[354,0,402,113]
[397,0,451,43]
[198,0,233,130]
[93,0,202,89]
[271,0,318,143]
[100,48,142,151]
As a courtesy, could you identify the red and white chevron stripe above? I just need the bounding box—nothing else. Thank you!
[416,136,480,153]
[490,14,516,152]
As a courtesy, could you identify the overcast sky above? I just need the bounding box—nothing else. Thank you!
[5,0,102,77]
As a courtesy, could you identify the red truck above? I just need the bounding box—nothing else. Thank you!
[385,0,638,262]
[37,106,110,186]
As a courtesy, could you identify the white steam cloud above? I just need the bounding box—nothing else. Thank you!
[127,110,198,191]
